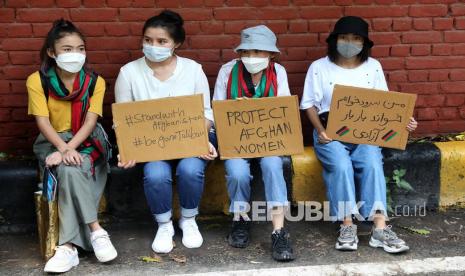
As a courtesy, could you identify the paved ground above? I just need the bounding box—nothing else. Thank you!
[1,209,465,275]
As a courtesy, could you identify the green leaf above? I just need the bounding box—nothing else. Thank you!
[401,227,430,235]
[397,169,407,177]
[399,179,413,191]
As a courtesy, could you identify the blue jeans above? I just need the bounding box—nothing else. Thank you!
[225,156,288,213]
[143,158,207,223]
[313,130,387,221]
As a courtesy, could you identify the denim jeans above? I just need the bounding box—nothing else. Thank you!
[313,130,387,221]
[143,131,216,223]
[225,156,289,213]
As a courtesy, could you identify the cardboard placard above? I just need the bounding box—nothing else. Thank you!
[112,94,209,163]
[213,96,304,159]
[326,85,417,150]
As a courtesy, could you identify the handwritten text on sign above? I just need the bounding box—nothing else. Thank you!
[213,96,304,159]
[326,85,417,150]
[112,94,209,163]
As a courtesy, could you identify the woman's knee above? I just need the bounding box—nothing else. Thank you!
[143,162,172,186]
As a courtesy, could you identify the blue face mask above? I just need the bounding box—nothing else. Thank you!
[337,41,363,58]
[142,44,172,62]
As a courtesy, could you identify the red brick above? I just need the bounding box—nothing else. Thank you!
[445,95,465,107]
[200,21,224,35]
[300,7,342,19]
[267,21,288,34]
[456,17,465,30]
[86,51,108,64]
[0,94,29,107]
[402,31,441,44]
[308,20,333,33]
[0,9,15,23]
[29,0,54,7]
[132,0,156,7]
[280,47,307,61]
[334,0,352,4]
[83,0,105,7]
[410,45,431,56]
[406,56,465,69]
[249,0,273,7]
[429,69,449,81]
[345,6,407,18]
[214,8,258,20]
[5,0,27,7]
[438,108,459,120]
[390,45,410,57]
[289,20,308,33]
[8,52,40,65]
[437,121,465,133]
[450,69,465,81]
[190,35,238,49]
[417,108,438,121]
[0,53,8,66]
[399,83,440,95]
[7,24,32,38]
[378,57,404,70]
[451,3,465,16]
[278,34,319,47]
[70,8,118,22]
[204,0,224,6]
[17,9,69,23]
[2,38,43,51]
[371,18,392,32]
[392,18,412,31]
[433,18,453,30]
[32,23,52,37]
[155,0,181,7]
[107,51,132,64]
[11,108,30,121]
[179,8,212,21]
[0,109,12,122]
[408,70,429,82]
[0,81,10,94]
[432,44,452,56]
[370,32,401,45]
[452,44,465,55]
[225,0,247,6]
[78,23,106,37]
[413,18,433,31]
[388,71,408,82]
[409,4,448,17]
[56,0,82,7]
[271,0,291,5]
[224,21,261,34]
[415,94,445,107]
[441,82,465,93]
[104,23,130,36]
[86,37,140,50]
[445,31,465,43]
[371,46,391,58]
[106,0,131,7]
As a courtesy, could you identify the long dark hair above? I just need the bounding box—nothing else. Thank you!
[327,34,371,64]
[143,10,185,45]
[39,19,86,73]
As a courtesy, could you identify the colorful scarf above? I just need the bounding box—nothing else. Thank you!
[42,68,104,173]
[226,60,278,99]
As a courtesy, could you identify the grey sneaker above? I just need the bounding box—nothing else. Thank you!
[335,224,358,251]
[369,225,409,253]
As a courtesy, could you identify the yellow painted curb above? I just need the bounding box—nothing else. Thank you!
[434,141,465,210]
[291,147,326,203]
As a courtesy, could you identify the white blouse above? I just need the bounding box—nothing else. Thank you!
[115,56,213,121]
[213,59,291,100]
[300,56,388,114]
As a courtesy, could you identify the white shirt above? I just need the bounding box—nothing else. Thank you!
[213,59,291,100]
[115,56,213,121]
[300,56,388,114]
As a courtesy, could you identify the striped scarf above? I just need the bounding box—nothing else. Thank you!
[226,60,277,99]
[43,68,104,173]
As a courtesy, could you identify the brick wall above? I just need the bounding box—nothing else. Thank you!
[1,0,465,154]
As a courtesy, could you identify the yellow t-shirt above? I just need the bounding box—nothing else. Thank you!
[26,71,106,132]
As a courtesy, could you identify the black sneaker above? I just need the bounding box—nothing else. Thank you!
[227,218,250,248]
[271,228,295,262]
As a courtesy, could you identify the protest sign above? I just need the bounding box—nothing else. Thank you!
[326,85,417,150]
[112,94,209,163]
[213,96,304,159]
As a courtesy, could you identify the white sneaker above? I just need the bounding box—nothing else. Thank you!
[44,245,79,273]
[90,229,118,262]
[152,221,175,253]
[179,217,203,248]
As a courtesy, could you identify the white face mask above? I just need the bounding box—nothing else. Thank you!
[143,44,173,62]
[241,57,270,74]
[54,53,86,73]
